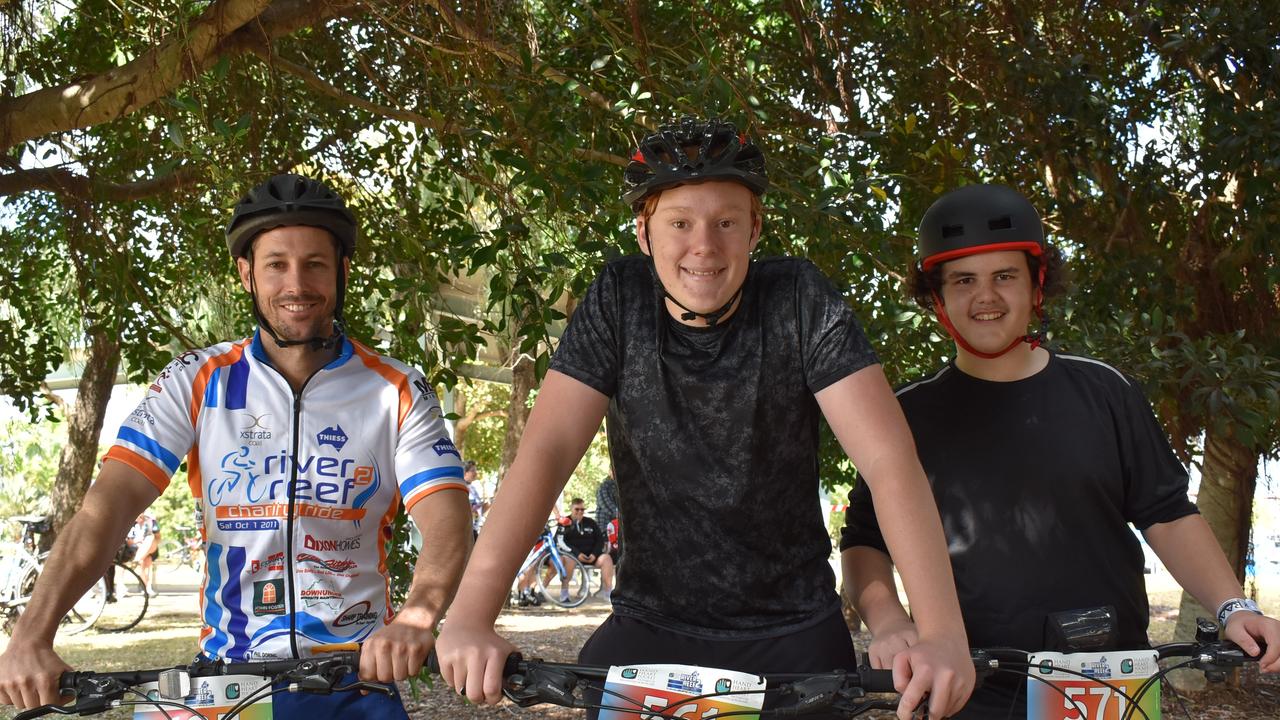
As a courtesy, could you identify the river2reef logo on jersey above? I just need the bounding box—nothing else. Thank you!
[212,445,378,529]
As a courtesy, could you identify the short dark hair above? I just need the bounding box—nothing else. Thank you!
[906,245,1069,310]
[462,460,477,473]
[570,498,585,507]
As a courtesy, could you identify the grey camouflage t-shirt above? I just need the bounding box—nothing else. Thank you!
[551,255,877,637]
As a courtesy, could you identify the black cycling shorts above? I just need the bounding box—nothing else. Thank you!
[578,609,856,720]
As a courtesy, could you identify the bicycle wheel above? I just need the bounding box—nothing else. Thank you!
[97,562,148,632]
[5,559,102,635]
[535,550,590,609]
[61,577,107,634]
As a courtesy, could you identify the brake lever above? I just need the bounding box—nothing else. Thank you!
[332,680,394,696]
[502,664,579,707]
[15,676,129,719]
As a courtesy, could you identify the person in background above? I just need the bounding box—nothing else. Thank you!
[558,498,613,602]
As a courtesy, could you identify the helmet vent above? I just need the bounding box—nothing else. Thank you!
[941,223,966,239]
[988,215,1013,231]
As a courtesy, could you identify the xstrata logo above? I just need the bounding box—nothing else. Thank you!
[334,600,380,628]
[305,534,361,552]
[317,425,348,450]
[240,412,272,445]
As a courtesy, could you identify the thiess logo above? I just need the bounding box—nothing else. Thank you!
[304,534,361,552]
[432,437,460,458]
[317,425,348,450]
[334,600,380,628]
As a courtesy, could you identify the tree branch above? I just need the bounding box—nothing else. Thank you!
[255,49,629,167]
[249,48,454,133]
[415,0,621,118]
[0,165,202,200]
[0,0,361,152]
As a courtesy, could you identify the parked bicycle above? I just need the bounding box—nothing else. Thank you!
[510,522,591,610]
[0,516,103,636]
[426,620,1269,719]
[160,525,204,573]
[0,515,149,635]
[10,645,387,719]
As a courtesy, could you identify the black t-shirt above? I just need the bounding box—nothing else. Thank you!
[841,352,1197,716]
[551,255,878,637]
[560,517,607,557]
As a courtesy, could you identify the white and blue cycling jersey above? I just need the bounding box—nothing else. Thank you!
[105,331,466,660]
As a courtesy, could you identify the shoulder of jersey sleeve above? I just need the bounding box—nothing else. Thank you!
[1054,352,1136,391]
[893,364,954,399]
[150,339,250,389]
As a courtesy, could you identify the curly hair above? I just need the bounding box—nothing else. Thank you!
[906,245,1070,310]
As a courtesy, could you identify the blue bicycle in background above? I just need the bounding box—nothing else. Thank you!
[509,522,590,609]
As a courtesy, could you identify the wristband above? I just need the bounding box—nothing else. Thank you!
[1216,597,1262,627]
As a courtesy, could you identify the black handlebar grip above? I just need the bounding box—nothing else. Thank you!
[856,667,897,694]
[426,650,441,674]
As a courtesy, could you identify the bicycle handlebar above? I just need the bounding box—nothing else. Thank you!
[13,651,387,720]
[423,636,1265,717]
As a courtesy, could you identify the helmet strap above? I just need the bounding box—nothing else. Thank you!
[642,225,746,328]
[247,261,345,353]
[927,254,1049,359]
[930,286,1048,360]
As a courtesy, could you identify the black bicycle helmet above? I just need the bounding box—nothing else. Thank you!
[225,174,357,259]
[917,184,1043,270]
[622,117,768,211]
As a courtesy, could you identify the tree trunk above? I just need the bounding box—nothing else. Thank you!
[45,328,121,546]
[453,387,469,459]
[496,353,536,491]
[1168,425,1258,690]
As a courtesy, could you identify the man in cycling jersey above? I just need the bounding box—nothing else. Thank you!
[0,174,471,718]
[435,117,975,720]
[840,183,1280,718]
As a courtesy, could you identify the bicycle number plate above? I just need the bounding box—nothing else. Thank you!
[1026,650,1160,720]
[600,663,766,720]
[132,674,273,719]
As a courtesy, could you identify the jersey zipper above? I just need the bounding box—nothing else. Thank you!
[286,388,303,658]
[251,360,323,660]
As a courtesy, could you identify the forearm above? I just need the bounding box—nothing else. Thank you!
[13,462,157,643]
[1144,514,1248,612]
[842,546,913,634]
[816,368,965,640]
[864,459,964,637]
[448,452,578,626]
[400,490,473,627]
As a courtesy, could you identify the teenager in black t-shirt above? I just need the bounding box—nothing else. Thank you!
[437,117,975,720]
[840,184,1280,719]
